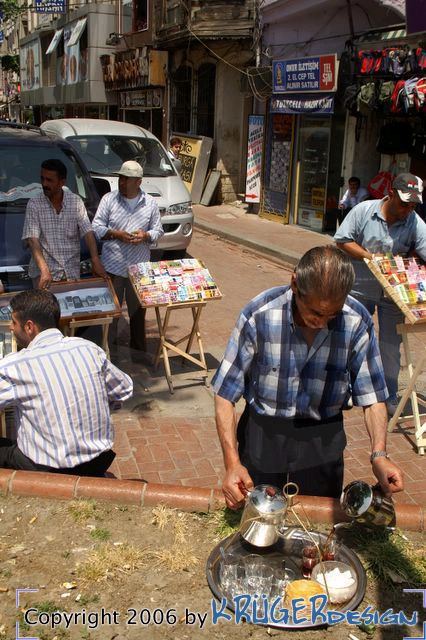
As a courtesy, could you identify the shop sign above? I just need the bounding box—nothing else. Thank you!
[311,187,325,208]
[273,55,337,93]
[270,93,334,114]
[35,0,66,13]
[120,89,163,109]
[245,115,264,204]
[299,208,323,231]
[20,40,41,91]
[100,48,149,91]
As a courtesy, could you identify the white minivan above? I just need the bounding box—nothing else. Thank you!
[40,118,193,256]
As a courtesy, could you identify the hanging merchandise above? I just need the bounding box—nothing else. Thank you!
[367,163,397,199]
[357,82,377,114]
[343,84,359,115]
[414,78,426,110]
[400,77,419,112]
[376,121,413,154]
[390,79,406,113]
[378,80,395,114]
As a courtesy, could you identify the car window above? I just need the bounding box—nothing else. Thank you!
[67,135,175,177]
[0,145,90,206]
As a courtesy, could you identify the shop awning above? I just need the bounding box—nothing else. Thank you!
[46,28,63,55]
[356,26,407,45]
[67,17,87,47]
[270,93,334,115]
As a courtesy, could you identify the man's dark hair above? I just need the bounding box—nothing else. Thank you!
[11,290,60,330]
[295,245,355,300]
[41,158,67,181]
[348,176,361,186]
[170,136,182,147]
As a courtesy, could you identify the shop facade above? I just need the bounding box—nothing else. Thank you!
[19,4,117,125]
[258,0,406,232]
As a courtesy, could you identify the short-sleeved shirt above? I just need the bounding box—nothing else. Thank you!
[22,189,92,280]
[211,286,388,420]
[92,189,164,278]
[339,186,369,209]
[334,198,426,302]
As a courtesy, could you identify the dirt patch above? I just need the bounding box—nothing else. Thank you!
[0,495,424,640]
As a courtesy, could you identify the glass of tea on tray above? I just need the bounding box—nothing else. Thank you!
[302,543,319,578]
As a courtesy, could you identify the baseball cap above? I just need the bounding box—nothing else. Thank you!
[392,173,423,204]
[117,160,143,178]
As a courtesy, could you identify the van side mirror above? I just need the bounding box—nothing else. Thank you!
[92,177,111,199]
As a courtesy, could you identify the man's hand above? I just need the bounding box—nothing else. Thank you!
[372,457,404,496]
[129,230,150,244]
[222,463,254,510]
[113,230,137,244]
[38,268,52,290]
[91,256,108,279]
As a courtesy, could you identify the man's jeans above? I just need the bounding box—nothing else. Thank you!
[358,296,404,402]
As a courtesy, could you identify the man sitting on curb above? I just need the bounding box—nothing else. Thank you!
[0,290,133,476]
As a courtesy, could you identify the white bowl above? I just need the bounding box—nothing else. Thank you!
[311,560,357,604]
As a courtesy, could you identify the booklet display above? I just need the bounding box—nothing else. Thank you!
[54,287,116,317]
[366,254,426,323]
[128,259,222,307]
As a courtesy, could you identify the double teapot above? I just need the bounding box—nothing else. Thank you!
[239,481,395,548]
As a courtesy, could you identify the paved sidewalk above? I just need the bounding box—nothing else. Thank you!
[108,204,426,507]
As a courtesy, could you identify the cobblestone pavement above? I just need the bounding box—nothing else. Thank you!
[109,213,426,507]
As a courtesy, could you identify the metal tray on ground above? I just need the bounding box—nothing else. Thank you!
[206,527,367,630]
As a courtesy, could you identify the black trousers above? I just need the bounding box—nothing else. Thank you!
[108,273,146,351]
[237,404,345,499]
[0,438,115,477]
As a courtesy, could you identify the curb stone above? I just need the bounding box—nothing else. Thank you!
[0,469,424,531]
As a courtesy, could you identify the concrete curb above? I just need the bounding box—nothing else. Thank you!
[194,219,302,266]
[0,469,424,531]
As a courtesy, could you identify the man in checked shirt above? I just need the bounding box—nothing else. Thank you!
[92,160,163,357]
[212,246,404,507]
[22,158,107,289]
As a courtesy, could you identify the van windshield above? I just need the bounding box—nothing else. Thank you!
[0,145,90,205]
[67,135,176,178]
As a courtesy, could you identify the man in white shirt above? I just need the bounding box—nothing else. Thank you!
[92,161,163,356]
[0,289,133,476]
[338,176,369,224]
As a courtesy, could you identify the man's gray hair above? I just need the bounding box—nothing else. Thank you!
[295,245,355,300]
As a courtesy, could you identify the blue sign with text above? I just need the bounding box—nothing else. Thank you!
[35,0,66,13]
[273,55,337,93]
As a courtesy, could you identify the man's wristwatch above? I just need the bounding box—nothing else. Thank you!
[370,450,389,463]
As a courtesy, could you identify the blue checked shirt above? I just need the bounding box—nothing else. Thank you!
[211,286,388,419]
[92,189,164,277]
[0,329,133,468]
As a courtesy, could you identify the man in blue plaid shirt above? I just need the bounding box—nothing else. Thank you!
[212,246,404,507]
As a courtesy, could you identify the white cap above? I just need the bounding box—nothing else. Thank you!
[117,160,143,178]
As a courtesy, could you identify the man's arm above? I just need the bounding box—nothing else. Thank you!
[215,395,254,510]
[92,195,135,244]
[363,403,404,495]
[83,230,107,279]
[104,359,133,408]
[27,238,52,288]
[336,240,372,261]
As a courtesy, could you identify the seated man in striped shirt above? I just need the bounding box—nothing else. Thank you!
[0,289,133,476]
[212,246,404,507]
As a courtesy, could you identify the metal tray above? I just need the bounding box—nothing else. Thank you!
[206,527,367,629]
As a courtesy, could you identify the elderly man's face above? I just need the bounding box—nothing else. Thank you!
[291,280,345,329]
[118,175,141,199]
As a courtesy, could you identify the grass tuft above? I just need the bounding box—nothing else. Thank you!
[67,499,97,523]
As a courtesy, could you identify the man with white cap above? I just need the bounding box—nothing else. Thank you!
[335,172,426,416]
[92,160,163,357]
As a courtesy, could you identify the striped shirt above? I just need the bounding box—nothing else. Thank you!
[22,189,92,280]
[211,286,387,420]
[92,189,164,277]
[0,329,133,468]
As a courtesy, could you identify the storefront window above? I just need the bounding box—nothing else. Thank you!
[260,113,294,222]
[296,116,330,231]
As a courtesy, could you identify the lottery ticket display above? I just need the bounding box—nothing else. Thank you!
[367,254,426,322]
[128,259,222,307]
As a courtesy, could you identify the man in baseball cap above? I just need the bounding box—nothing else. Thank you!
[392,173,423,204]
[335,170,426,418]
[117,160,144,179]
[92,158,163,361]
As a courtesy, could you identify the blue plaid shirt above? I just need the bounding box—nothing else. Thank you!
[211,286,388,420]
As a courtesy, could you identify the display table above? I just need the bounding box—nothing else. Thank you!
[129,258,222,393]
[365,256,426,455]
